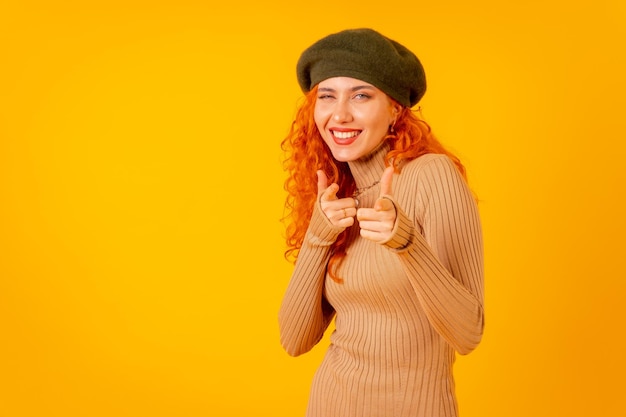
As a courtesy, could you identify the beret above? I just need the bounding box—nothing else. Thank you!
[296,28,427,108]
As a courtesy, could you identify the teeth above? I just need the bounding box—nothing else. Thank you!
[332,130,359,139]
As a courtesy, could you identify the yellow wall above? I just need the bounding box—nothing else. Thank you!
[1,1,624,416]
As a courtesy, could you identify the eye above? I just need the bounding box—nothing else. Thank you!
[353,93,371,100]
[317,94,335,100]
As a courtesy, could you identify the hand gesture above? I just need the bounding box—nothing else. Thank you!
[317,170,357,228]
[357,166,397,243]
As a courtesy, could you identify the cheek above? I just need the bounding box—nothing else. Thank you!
[313,108,327,132]
[374,110,393,131]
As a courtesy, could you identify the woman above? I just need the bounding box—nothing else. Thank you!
[278,28,484,417]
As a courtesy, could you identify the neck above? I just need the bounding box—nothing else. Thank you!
[348,141,389,189]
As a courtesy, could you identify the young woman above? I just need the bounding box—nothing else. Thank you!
[278,28,484,417]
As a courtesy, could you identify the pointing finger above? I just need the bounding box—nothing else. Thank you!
[322,184,340,202]
[374,196,395,212]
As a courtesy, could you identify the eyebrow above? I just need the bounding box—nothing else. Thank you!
[318,85,377,93]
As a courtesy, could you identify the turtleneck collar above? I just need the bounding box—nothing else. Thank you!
[347,141,390,189]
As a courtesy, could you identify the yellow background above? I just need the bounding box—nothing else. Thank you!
[1,1,625,416]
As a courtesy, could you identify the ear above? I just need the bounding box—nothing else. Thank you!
[390,103,402,124]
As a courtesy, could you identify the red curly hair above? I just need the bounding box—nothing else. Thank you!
[281,85,467,282]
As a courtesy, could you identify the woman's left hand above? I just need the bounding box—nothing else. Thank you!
[357,166,397,244]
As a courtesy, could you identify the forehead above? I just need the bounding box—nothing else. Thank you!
[317,76,378,90]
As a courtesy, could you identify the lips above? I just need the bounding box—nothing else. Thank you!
[330,129,361,145]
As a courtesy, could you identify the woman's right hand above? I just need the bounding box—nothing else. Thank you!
[317,170,357,229]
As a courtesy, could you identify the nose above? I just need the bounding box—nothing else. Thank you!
[332,99,353,123]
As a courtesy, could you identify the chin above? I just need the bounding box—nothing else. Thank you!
[331,152,358,162]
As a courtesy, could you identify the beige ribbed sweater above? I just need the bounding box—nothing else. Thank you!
[279,143,484,417]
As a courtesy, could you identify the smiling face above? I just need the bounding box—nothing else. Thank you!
[314,77,400,162]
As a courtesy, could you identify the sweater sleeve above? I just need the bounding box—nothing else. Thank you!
[278,200,342,357]
[384,155,485,355]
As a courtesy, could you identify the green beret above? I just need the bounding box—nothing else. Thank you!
[296,28,427,108]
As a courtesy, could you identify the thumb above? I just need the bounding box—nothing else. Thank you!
[316,170,328,195]
[317,170,339,201]
[379,166,395,197]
